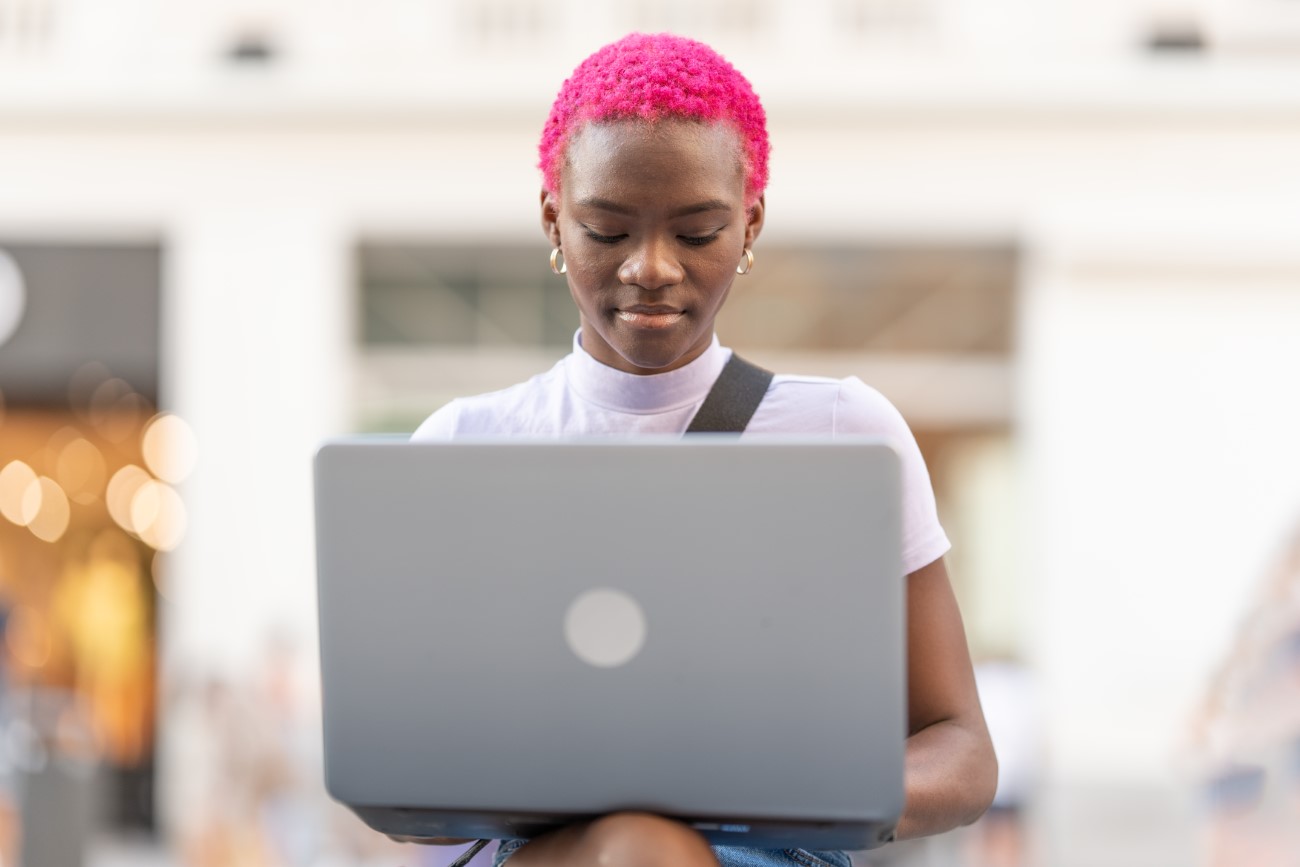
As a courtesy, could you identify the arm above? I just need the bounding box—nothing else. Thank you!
[894,556,998,840]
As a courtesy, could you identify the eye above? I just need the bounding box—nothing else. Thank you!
[582,226,626,244]
[679,230,722,247]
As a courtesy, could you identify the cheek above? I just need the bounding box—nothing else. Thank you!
[566,245,616,286]
[561,227,607,267]
[562,252,617,311]
[695,251,741,290]
[696,227,747,281]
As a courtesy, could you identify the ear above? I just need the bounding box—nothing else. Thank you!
[541,189,562,247]
[744,195,765,248]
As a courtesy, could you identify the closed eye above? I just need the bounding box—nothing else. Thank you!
[582,227,626,244]
[680,230,722,247]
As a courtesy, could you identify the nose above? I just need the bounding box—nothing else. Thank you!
[618,236,684,290]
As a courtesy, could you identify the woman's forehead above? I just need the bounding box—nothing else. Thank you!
[562,119,746,205]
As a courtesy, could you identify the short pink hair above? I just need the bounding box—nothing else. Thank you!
[540,33,770,207]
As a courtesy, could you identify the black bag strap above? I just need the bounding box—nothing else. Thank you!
[685,352,774,433]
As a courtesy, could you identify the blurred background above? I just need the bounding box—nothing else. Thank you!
[2,0,1300,865]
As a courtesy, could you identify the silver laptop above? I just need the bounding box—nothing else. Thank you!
[314,438,904,850]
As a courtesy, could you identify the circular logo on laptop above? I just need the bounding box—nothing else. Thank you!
[564,588,647,668]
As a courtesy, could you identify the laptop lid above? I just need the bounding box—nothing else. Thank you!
[314,438,904,850]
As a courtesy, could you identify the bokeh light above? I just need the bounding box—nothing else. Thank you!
[106,464,151,533]
[0,460,39,525]
[26,476,71,543]
[55,435,107,505]
[18,475,41,524]
[130,479,187,551]
[89,377,150,442]
[129,478,161,531]
[141,413,199,484]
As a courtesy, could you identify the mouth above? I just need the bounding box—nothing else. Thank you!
[615,304,686,329]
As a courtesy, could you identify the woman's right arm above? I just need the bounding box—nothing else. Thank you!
[895,557,998,839]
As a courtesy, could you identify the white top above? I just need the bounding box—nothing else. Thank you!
[413,333,950,574]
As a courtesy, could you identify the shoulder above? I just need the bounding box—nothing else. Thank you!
[410,360,568,440]
[411,398,463,441]
[827,375,913,436]
[752,372,910,437]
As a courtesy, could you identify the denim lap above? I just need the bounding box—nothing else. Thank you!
[491,839,523,866]
[717,847,852,867]
[493,839,850,867]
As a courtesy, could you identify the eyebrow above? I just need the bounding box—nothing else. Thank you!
[575,197,734,218]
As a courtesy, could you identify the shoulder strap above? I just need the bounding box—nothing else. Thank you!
[685,353,774,434]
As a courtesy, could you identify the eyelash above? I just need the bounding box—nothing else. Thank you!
[583,229,625,244]
[582,228,722,247]
[681,232,721,247]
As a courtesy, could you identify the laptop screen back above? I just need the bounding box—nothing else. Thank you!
[314,439,904,849]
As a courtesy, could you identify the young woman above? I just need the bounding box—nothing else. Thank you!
[410,32,997,867]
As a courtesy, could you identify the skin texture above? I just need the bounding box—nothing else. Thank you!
[398,118,997,865]
[896,557,999,839]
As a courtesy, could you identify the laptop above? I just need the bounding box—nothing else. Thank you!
[313,438,905,851]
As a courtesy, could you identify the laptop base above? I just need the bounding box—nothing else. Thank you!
[353,804,897,851]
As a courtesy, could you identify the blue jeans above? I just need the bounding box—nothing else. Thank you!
[715,847,852,867]
[493,839,851,867]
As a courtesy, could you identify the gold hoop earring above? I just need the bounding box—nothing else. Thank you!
[736,248,754,276]
[549,247,566,275]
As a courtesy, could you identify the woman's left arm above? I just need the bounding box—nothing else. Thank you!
[894,556,998,840]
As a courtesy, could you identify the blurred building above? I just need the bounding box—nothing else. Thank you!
[1,1,1300,865]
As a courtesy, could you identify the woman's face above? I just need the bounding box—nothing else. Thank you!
[542,119,764,375]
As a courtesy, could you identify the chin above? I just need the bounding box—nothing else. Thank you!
[589,316,707,374]
[610,334,698,373]
[615,347,688,373]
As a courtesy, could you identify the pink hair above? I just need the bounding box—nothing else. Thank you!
[539,33,770,207]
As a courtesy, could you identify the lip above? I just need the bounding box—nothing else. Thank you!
[615,304,685,329]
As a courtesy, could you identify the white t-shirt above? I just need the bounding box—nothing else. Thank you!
[413,333,950,574]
